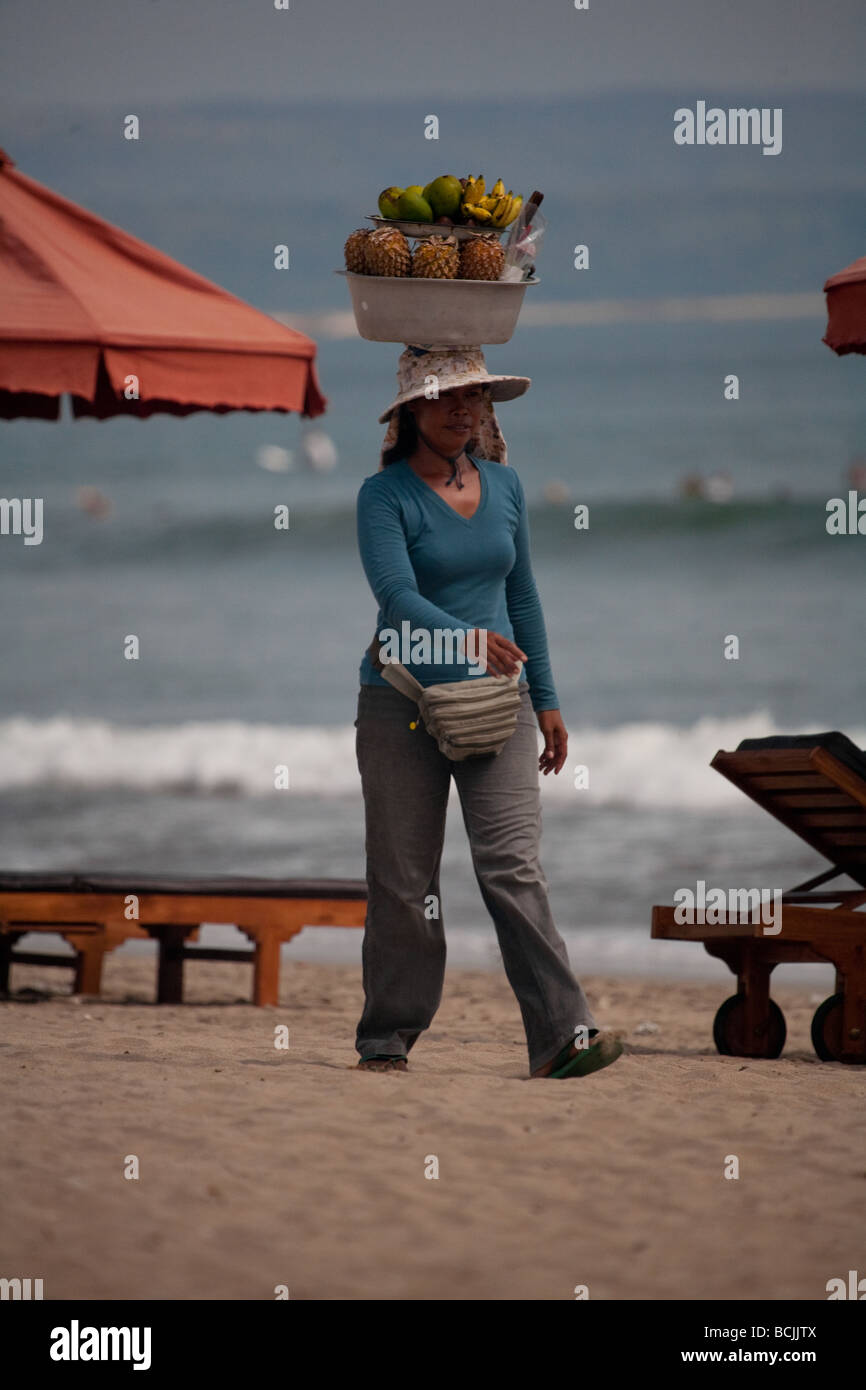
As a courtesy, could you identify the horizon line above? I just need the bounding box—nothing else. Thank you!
[273,290,825,339]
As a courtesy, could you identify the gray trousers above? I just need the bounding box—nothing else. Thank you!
[354,682,598,1073]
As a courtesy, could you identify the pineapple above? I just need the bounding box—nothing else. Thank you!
[458,234,505,282]
[411,234,459,278]
[365,226,411,277]
[344,227,371,274]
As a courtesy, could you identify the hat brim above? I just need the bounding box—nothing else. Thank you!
[378,374,530,424]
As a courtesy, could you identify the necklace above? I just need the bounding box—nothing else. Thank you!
[414,426,468,489]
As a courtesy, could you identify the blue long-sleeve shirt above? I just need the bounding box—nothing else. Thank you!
[356,455,560,711]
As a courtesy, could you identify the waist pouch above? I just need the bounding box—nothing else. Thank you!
[367,635,523,760]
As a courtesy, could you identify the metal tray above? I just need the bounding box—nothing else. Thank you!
[366,215,507,242]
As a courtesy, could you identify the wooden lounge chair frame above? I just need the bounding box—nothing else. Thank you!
[652,744,866,1063]
[0,874,368,1006]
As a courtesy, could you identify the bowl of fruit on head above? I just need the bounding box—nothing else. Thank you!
[338,174,539,345]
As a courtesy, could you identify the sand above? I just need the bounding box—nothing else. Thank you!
[1,953,864,1301]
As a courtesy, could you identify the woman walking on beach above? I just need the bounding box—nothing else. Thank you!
[354,345,622,1079]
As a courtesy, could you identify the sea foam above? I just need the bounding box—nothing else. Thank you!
[2,711,860,809]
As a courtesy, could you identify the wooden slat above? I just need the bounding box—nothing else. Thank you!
[742,774,839,792]
[713,750,819,774]
[651,906,763,940]
[0,891,367,930]
[812,748,866,810]
[652,901,866,944]
[763,902,866,941]
[8,952,77,968]
[0,920,102,934]
[772,793,860,809]
[798,812,866,828]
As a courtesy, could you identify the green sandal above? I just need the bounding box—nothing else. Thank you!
[548,1031,623,1079]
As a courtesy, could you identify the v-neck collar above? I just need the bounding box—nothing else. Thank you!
[400,454,487,525]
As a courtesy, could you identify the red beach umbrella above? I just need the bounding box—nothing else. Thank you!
[822,254,866,356]
[0,147,327,420]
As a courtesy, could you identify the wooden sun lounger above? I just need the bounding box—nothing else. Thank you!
[651,735,866,1063]
[0,873,368,1006]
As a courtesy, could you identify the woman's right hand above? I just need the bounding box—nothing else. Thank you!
[467,628,527,677]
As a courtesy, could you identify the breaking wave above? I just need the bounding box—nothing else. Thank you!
[3,710,861,808]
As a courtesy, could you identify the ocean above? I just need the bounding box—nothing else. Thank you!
[2,93,865,984]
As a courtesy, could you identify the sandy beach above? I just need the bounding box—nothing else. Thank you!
[1,953,863,1302]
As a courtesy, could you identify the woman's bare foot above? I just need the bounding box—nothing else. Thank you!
[357,1056,408,1072]
[532,1051,570,1078]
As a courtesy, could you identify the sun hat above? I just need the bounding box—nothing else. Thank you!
[379,344,530,467]
[378,345,530,423]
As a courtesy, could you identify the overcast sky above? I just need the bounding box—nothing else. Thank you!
[1,0,864,110]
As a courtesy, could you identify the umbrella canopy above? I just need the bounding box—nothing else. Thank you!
[822,254,866,356]
[0,147,327,420]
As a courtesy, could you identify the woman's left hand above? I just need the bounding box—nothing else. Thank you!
[537,709,568,776]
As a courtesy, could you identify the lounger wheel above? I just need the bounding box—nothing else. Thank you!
[712,994,786,1058]
[811,993,865,1064]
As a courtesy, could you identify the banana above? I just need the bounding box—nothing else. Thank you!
[490,194,512,226]
[460,174,481,218]
[461,176,492,221]
[461,177,520,225]
[492,193,521,227]
[504,193,523,225]
[484,193,509,227]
